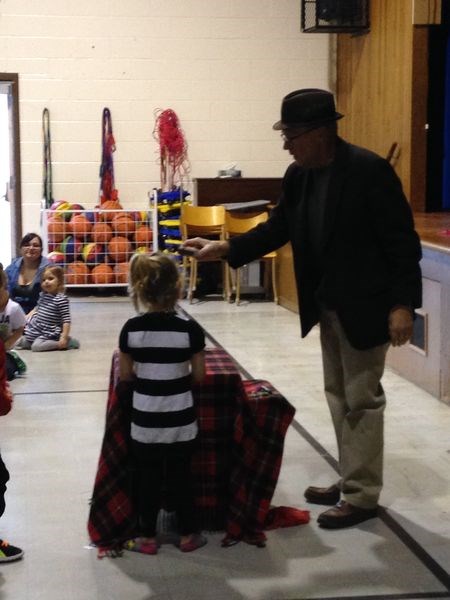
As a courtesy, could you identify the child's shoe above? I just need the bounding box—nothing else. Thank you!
[122,537,158,555]
[67,338,80,350]
[178,533,207,553]
[7,351,27,374]
[0,539,24,562]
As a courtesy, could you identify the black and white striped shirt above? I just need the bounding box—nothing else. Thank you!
[25,292,71,341]
[119,311,205,445]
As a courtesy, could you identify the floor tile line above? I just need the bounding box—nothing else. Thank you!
[13,389,108,396]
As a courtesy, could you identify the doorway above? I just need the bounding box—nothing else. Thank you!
[0,73,22,265]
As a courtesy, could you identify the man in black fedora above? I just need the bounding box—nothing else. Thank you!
[182,88,422,529]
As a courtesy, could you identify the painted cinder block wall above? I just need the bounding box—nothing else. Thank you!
[0,0,331,231]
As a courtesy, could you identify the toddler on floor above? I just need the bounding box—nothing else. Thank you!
[119,252,207,555]
[17,266,79,352]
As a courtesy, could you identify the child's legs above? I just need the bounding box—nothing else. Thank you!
[165,443,198,536]
[132,445,164,538]
[0,452,10,518]
[31,337,60,352]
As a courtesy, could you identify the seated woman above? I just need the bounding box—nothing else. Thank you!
[5,233,50,316]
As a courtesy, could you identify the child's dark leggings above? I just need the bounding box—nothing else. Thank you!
[131,440,198,538]
[0,452,10,518]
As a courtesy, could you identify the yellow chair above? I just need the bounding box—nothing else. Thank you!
[180,204,228,303]
[224,211,278,305]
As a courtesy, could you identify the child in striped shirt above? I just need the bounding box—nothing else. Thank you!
[119,252,206,555]
[18,266,79,352]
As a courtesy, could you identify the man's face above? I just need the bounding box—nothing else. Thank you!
[281,126,327,169]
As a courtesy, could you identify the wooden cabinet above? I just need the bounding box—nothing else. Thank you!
[193,177,282,207]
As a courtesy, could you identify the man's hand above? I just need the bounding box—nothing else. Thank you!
[389,306,414,347]
[181,238,230,261]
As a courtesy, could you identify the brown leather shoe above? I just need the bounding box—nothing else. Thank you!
[317,501,378,529]
[304,484,340,506]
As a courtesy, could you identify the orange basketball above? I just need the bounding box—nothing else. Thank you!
[134,225,153,246]
[112,213,136,237]
[65,261,90,285]
[91,222,113,244]
[70,214,92,239]
[108,236,132,263]
[113,262,129,284]
[47,216,67,243]
[99,200,123,222]
[91,264,114,284]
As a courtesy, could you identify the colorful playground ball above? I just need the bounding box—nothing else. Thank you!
[47,251,65,265]
[65,261,90,285]
[108,236,132,263]
[59,236,82,262]
[70,214,92,239]
[135,246,151,255]
[91,264,114,285]
[82,242,103,264]
[134,225,153,246]
[50,200,72,220]
[84,211,97,223]
[69,203,85,214]
[139,210,149,224]
[47,216,68,243]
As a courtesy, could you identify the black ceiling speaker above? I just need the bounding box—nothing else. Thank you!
[301,0,370,33]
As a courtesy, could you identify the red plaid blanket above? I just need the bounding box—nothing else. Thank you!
[87,349,297,549]
[224,380,297,546]
[87,351,135,548]
[191,347,241,530]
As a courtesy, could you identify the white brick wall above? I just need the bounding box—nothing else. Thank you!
[0,0,332,230]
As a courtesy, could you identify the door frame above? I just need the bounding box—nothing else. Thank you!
[0,73,22,254]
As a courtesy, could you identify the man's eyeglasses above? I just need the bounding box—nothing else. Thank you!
[280,127,318,143]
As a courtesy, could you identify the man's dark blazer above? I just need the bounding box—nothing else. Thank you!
[228,138,422,350]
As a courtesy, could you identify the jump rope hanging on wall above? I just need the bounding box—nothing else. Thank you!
[99,107,119,205]
[153,108,190,192]
[42,108,54,210]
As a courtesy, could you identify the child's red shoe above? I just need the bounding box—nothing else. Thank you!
[178,533,207,553]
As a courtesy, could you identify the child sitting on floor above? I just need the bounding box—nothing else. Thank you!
[0,265,27,380]
[17,266,79,352]
[119,252,206,555]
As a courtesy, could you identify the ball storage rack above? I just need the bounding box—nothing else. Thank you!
[41,192,159,287]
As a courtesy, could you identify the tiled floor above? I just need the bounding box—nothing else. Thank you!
[2,293,450,599]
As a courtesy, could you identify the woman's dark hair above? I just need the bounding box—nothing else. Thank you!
[20,233,43,249]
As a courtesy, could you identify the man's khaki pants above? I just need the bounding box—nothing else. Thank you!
[319,309,389,509]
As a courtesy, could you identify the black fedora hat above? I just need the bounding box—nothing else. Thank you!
[273,88,343,130]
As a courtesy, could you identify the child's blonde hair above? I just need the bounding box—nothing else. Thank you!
[129,252,180,312]
[42,265,65,293]
[0,264,7,290]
